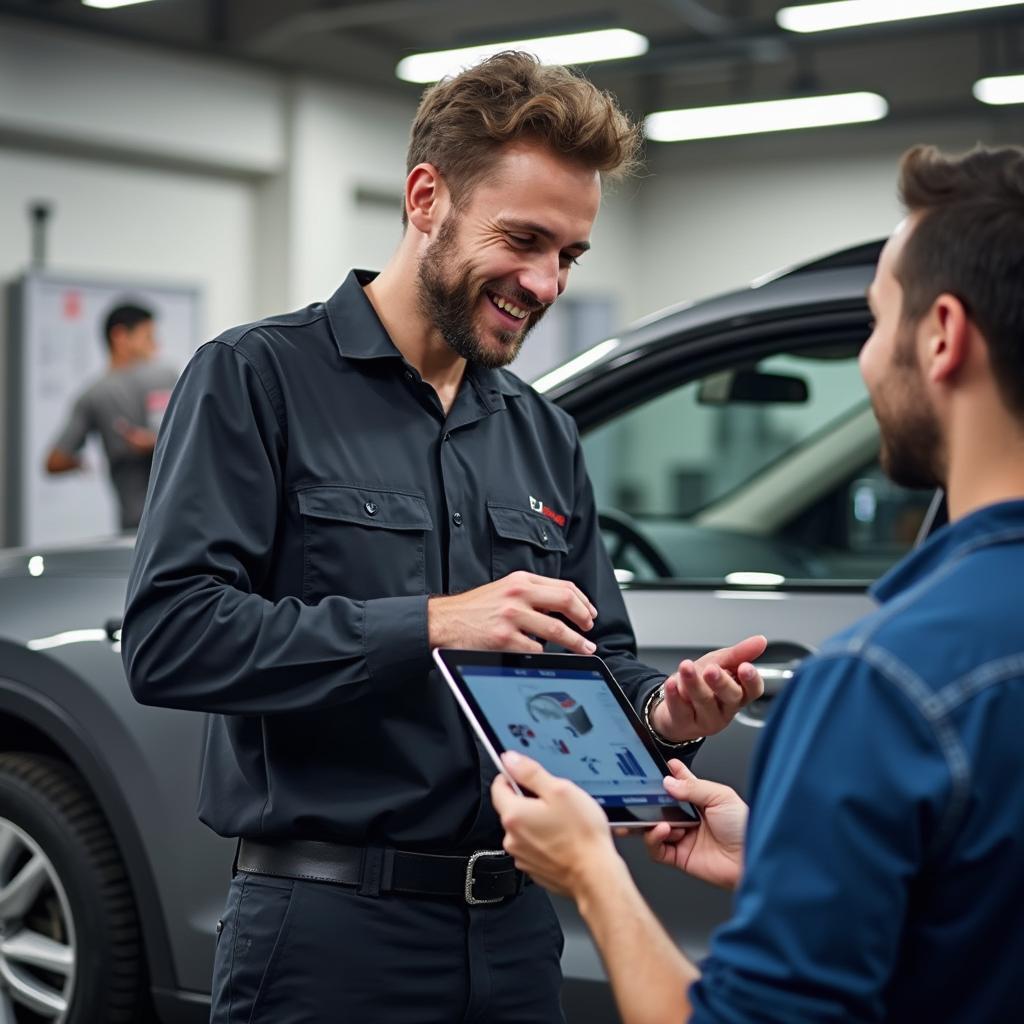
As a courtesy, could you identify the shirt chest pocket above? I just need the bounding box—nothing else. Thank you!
[487,502,569,582]
[297,484,433,603]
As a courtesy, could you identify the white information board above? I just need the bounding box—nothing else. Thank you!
[5,272,202,547]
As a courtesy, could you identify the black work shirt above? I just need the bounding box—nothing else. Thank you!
[123,270,665,850]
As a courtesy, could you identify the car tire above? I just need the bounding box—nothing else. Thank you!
[0,752,147,1023]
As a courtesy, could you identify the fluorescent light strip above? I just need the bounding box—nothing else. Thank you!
[644,92,888,142]
[83,0,157,8]
[396,29,648,84]
[973,73,1024,105]
[777,0,1024,34]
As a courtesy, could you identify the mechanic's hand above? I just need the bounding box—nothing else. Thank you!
[115,418,158,454]
[644,759,747,891]
[492,751,617,898]
[428,571,598,655]
[650,635,766,742]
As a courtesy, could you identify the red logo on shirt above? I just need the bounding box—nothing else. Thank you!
[529,496,566,528]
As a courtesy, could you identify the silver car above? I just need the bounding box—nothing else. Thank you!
[0,240,940,1023]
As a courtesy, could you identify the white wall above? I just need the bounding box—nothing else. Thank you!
[0,21,284,175]
[284,79,417,308]
[635,113,1024,317]
[0,150,256,341]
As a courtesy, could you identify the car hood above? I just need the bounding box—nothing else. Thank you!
[0,536,134,579]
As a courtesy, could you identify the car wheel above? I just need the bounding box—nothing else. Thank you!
[0,753,146,1023]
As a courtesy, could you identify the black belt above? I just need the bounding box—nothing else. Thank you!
[236,839,526,905]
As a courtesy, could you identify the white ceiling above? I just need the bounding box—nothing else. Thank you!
[2,0,1023,125]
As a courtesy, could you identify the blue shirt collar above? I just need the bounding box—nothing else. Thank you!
[871,498,1024,603]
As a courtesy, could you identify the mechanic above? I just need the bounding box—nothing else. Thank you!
[45,302,177,531]
[121,52,765,1024]
[493,142,1024,1024]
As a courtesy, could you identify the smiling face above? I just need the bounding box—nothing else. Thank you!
[861,217,945,489]
[416,141,602,369]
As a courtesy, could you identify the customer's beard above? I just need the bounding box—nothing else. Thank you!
[416,218,546,370]
[874,331,945,490]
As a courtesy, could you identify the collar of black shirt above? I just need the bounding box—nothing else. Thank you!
[325,269,524,405]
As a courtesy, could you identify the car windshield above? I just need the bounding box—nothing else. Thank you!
[583,346,933,585]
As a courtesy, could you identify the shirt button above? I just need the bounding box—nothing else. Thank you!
[404,370,415,382]
[452,512,463,527]
[541,531,549,544]
[443,432,451,443]
[364,502,378,516]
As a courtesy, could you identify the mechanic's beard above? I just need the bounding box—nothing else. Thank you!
[416,218,546,370]
[874,333,945,490]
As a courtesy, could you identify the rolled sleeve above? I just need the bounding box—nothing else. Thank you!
[689,655,951,1023]
[363,594,430,684]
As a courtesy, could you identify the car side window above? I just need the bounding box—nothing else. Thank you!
[582,346,933,585]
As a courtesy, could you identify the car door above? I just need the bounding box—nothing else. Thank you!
[553,308,939,1011]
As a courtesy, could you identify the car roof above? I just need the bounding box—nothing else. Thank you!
[536,239,882,402]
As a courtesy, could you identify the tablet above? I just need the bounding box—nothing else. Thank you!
[433,648,700,829]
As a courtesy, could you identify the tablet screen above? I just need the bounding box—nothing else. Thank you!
[449,658,696,821]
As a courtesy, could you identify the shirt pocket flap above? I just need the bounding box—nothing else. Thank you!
[297,485,433,531]
[487,503,568,554]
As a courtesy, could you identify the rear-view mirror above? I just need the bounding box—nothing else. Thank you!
[697,369,809,404]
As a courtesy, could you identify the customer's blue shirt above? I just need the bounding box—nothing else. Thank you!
[690,499,1024,1023]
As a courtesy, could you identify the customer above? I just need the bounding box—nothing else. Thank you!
[493,142,1024,1024]
[46,302,177,531]
[122,52,765,1024]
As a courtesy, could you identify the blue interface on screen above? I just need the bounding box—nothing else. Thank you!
[460,666,675,808]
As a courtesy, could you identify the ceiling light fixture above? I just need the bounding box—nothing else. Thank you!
[396,29,649,84]
[777,0,1024,34]
[973,72,1024,104]
[644,92,888,142]
[83,0,158,8]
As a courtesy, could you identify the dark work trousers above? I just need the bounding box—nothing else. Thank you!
[209,872,567,1024]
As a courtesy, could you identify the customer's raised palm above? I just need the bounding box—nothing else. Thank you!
[643,759,747,891]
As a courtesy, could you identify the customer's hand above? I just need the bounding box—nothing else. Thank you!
[428,572,598,655]
[492,751,618,899]
[644,759,747,891]
[649,635,766,741]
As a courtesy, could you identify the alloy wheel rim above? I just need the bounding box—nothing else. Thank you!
[0,817,76,1022]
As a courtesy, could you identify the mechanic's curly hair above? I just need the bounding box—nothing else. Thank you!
[404,50,642,224]
[897,143,1024,417]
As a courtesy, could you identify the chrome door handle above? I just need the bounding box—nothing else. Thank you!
[736,660,802,729]
[756,665,797,698]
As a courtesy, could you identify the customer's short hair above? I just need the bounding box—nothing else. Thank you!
[896,144,1024,417]
[404,51,642,224]
[104,303,153,351]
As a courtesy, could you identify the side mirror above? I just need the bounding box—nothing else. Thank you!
[698,369,809,404]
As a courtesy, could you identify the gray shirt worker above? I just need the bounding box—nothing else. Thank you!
[51,360,178,530]
[122,270,684,852]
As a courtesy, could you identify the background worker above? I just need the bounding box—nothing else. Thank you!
[46,301,177,531]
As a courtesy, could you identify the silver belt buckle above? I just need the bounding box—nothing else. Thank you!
[465,849,506,905]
